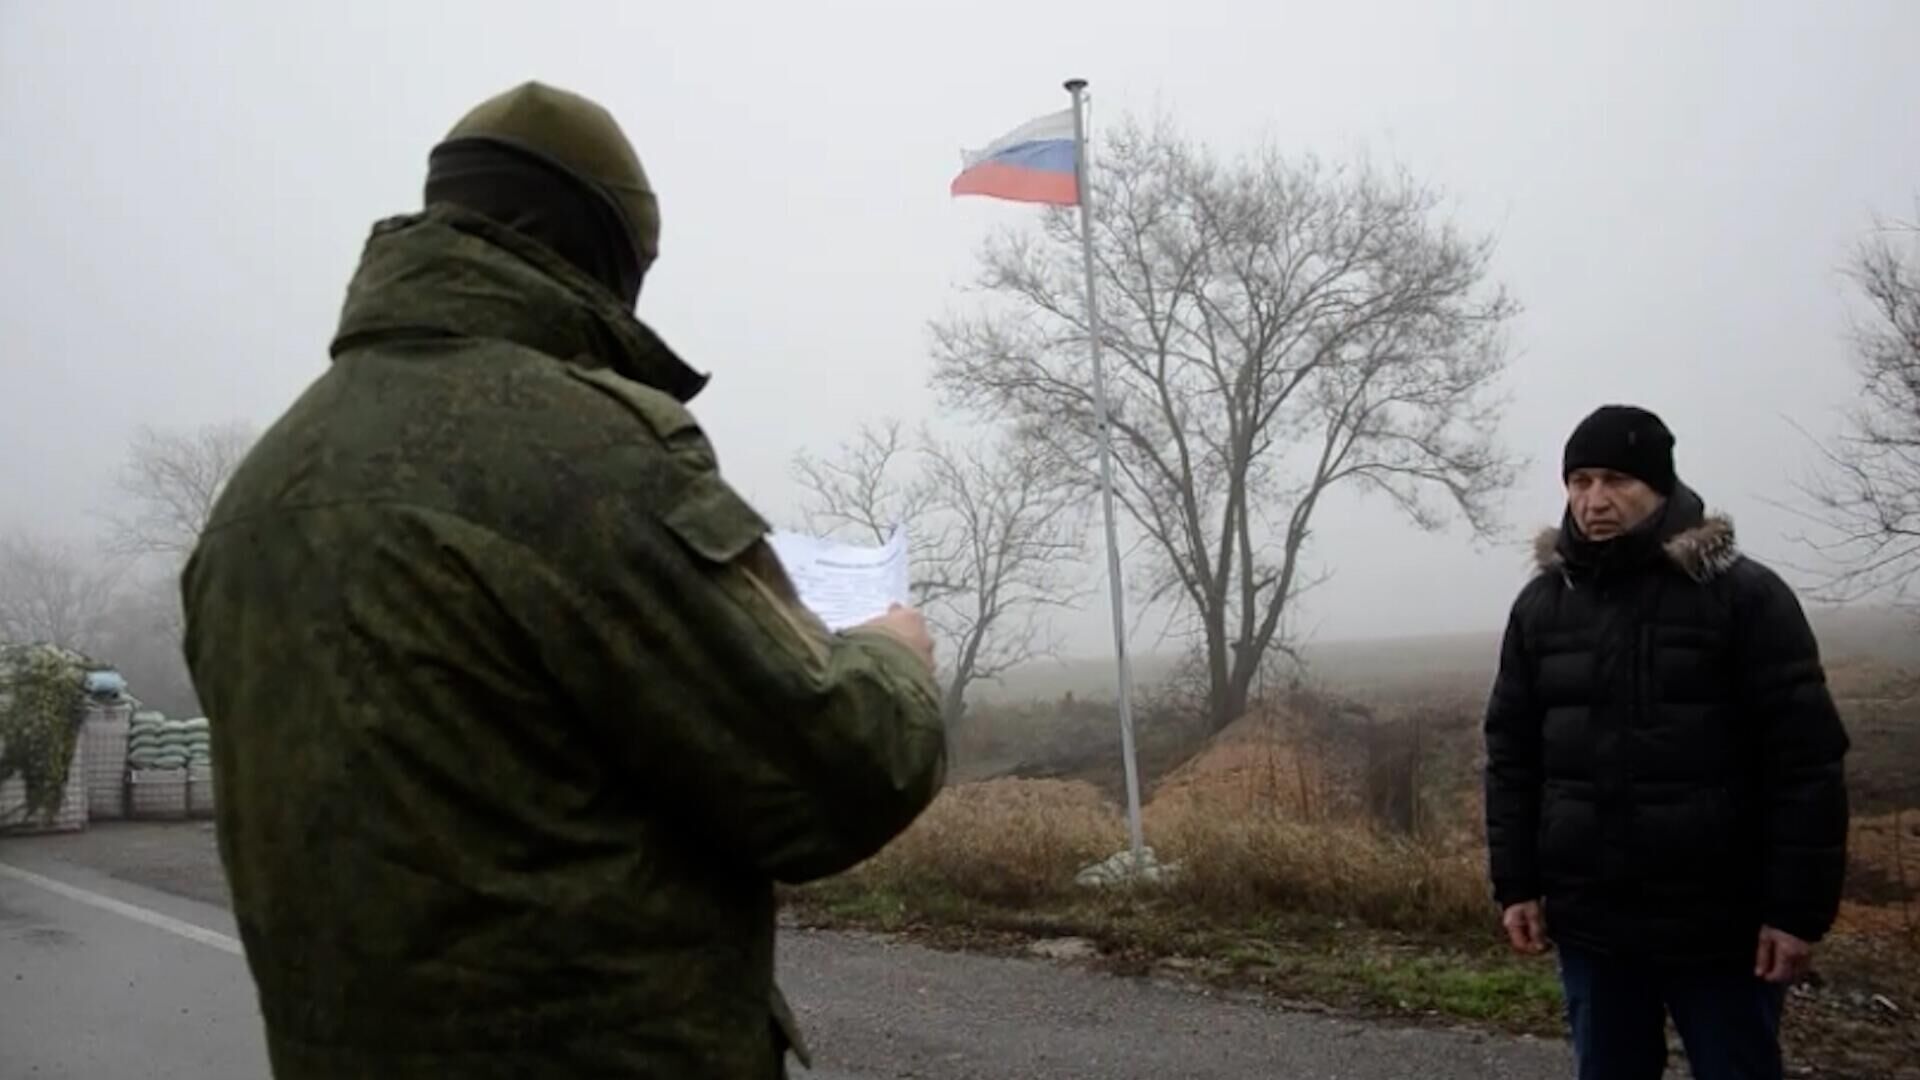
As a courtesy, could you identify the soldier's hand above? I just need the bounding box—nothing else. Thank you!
[1755,926,1812,984]
[860,604,935,673]
[1502,901,1548,955]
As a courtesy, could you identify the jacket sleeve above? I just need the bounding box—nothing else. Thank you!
[1484,593,1544,909]
[547,505,945,885]
[1732,564,1851,943]
[505,393,947,884]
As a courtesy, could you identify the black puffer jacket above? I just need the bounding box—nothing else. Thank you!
[1484,484,1850,965]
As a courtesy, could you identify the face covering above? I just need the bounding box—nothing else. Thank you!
[424,138,647,308]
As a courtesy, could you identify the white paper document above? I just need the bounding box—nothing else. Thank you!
[767,527,911,631]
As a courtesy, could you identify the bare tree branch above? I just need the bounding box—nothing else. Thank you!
[794,421,1088,720]
[791,420,967,605]
[0,533,125,651]
[1796,210,1920,606]
[109,421,257,562]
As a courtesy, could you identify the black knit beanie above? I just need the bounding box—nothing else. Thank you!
[1562,405,1677,495]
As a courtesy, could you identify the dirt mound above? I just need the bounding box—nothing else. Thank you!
[1146,704,1335,820]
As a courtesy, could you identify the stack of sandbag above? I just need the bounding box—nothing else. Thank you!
[126,713,212,771]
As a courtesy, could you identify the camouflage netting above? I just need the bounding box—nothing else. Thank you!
[0,642,97,826]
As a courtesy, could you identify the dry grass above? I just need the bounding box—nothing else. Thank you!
[854,779,1125,904]
[1142,701,1492,934]
[845,766,1493,936]
[1824,655,1918,699]
[1146,803,1492,935]
[1842,812,1920,953]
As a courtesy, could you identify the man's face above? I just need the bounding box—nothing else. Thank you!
[1566,468,1664,541]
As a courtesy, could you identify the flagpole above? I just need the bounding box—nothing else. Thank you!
[1065,77,1145,869]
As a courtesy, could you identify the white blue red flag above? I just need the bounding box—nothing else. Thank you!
[949,109,1079,206]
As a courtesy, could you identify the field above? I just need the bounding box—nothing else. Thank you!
[789,605,1920,1079]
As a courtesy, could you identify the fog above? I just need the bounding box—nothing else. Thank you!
[3,0,1916,654]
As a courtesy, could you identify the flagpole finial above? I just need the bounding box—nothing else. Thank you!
[1064,78,1088,94]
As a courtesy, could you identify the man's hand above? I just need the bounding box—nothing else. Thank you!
[1502,901,1549,955]
[858,604,935,673]
[1755,926,1813,984]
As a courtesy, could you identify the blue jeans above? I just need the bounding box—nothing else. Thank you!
[1558,945,1788,1080]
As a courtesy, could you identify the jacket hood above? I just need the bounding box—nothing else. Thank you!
[330,204,707,402]
[1533,483,1740,584]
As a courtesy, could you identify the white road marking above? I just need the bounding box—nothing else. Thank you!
[0,860,244,956]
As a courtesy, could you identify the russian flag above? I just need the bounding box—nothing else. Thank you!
[950,109,1080,207]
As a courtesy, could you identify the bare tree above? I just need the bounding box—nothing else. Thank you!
[0,533,123,650]
[794,421,1086,720]
[931,117,1518,733]
[88,420,254,713]
[91,576,203,717]
[918,434,1087,719]
[110,421,257,561]
[794,421,953,602]
[1800,212,1920,605]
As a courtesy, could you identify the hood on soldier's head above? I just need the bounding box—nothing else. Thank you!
[333,206,710,403]
[423,81,660,309]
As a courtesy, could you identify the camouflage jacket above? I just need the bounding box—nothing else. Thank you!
[180,205,946,1078]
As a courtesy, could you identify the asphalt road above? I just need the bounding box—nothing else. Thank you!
[0,824,1576,1079]
[0,854,268,1079]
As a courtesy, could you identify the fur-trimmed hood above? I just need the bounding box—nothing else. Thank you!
[1534,513,1741,585]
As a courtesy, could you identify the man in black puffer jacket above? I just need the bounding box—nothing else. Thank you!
[1484,405,1850,1080]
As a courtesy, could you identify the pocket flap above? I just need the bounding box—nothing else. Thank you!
[661,471,770,565]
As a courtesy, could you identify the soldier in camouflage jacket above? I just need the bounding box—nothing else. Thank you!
[181,82,946,1078]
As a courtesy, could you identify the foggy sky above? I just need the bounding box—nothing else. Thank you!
[3,0,1916,656]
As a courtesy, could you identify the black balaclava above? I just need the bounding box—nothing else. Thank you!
[424,137,646,309]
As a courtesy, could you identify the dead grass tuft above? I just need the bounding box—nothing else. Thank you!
[1144,800,1492,934]
[857,779,1125,904]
